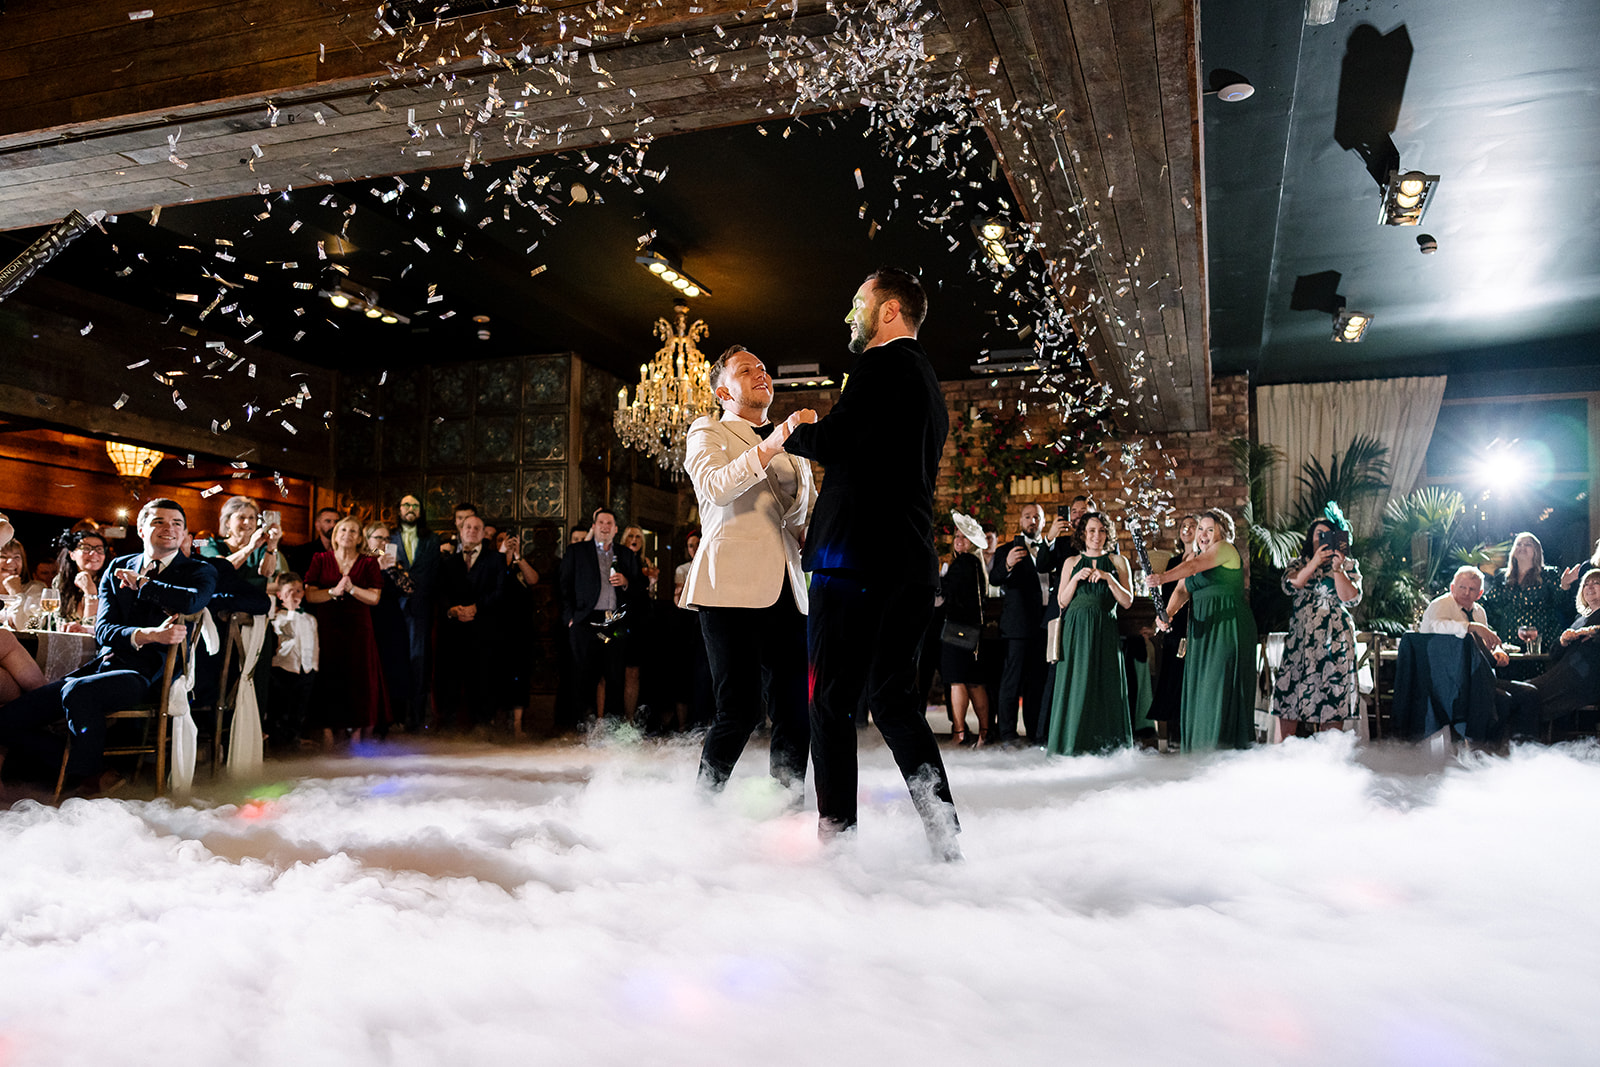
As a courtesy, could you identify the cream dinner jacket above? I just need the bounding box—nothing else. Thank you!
[681,411,816,612]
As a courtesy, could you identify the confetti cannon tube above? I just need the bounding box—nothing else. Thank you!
[0,210,106,304]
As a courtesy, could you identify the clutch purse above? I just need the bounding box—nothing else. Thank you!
[940,620,979,651]
[1045,616,1063,664]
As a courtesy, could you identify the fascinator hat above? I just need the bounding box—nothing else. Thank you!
[951,510,986,550]
[1322,500,1352,534]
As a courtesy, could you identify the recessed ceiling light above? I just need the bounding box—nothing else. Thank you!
[473,314,491,323]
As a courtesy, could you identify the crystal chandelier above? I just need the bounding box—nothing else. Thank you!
[614,300,717,471]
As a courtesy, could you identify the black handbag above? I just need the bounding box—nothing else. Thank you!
[940,620,980,651]
[940,556,983,652]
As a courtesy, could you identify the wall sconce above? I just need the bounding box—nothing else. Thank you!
[105,441,165,499]
[1332,308,1372,342]
[635,250,711,298]
[1380,170,1439,226]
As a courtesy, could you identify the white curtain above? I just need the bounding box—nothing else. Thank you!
[1256,377,1447,535]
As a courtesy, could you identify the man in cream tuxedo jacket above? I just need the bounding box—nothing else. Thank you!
[682,345,817,793]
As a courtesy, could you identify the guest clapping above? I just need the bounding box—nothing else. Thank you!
[1045,512,1133,754]
[1272,507,1362,737]
[304,515,387,747]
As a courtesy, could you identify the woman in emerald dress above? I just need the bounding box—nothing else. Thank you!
[1150,508,1257,752]
[1045,512,1134,755]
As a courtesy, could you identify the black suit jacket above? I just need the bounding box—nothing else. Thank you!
[988,536,1060,638]
[95,551,217,681]
[390,525,443,617]
[558,541,643,626]
[439,545,521,622]
[784,336,948,583]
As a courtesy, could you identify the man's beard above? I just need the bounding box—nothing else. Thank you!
[848,304,877,354]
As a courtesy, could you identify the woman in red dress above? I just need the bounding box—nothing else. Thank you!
[304,514,387,747]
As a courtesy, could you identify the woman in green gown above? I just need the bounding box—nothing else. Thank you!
[1149,508,1257,752]
[1045,512,1135,755]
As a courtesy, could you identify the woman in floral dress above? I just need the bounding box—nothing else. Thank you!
[1272,506,1362,737]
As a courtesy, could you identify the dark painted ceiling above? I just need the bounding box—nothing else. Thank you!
[1202,0,1600,384]
[1,110,1033,385]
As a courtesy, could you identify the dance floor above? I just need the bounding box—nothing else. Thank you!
[1,728,1597,1066]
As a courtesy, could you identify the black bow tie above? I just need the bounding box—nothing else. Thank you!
[752,423,775,439]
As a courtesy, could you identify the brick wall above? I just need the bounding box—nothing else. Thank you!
[772,374,1250,548]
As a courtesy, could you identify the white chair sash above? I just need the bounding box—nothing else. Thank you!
[225,617,269,777]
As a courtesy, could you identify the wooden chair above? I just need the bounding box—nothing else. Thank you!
[52,612,204,801]
[209,611,247,776]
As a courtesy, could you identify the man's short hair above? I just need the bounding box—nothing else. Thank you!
[1452,565,1485,586]
[137,498,186,528]
[1072,495,1088,504]
[571,522,591,535]
[707,345,750,394]
[454,501,479,515]
[315,506,340,519]
[867,267,928,332]
[593,507,617,524]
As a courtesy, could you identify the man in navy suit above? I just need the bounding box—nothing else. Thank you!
[783,267,960,858]
[0,498,215,793]
[558,507,643,724]
[389,493,441,731]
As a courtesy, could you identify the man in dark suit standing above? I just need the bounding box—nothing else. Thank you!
[0,498,215,794]
[989,502,1070,746]
[436,514,524,731]
[558,507,643,725]
[783,266,960,858]
[285,507,339,575]
[389,493,441,731]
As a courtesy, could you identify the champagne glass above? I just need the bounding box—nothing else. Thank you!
[40,589,62,630]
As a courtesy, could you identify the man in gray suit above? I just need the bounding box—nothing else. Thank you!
[682,345,816,793]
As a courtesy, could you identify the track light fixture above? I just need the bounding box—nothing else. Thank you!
[971,218,1014,270]
[1332,308,1372,343]
[635,250,711,298]
[1380,170,1439,226]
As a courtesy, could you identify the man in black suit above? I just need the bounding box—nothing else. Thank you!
[436,514,524,731]
[0,498,215,793]
[783,266,960,858]
[389,493,441,731]
[990,502,1070,745]
[558,507,643,724]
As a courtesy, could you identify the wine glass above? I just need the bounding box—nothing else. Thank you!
[39,589,62,630]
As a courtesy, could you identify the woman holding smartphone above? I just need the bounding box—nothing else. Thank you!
[197,495,283,592]
[1272,505,1363,737]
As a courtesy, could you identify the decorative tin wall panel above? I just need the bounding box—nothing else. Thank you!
[475,415,517,466]
[524,357,567,406]
[425,474,471,521]
[477,361,520,411]
[432,365,472,415]
[522,469,565,519]
[477,471,518,520]
[522,412,566,462]
[430,419,470,467]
